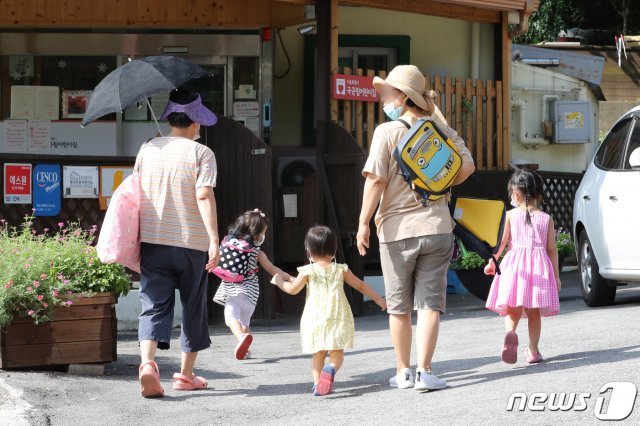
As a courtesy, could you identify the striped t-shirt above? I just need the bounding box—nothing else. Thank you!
[134,136,217,252]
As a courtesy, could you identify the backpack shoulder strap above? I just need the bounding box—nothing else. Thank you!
[397,119,411,129]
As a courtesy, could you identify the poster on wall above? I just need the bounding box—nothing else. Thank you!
[28,120,52,152]
[3,120,28,152]
[331,74,378,102]
[63,166,99,198]
[99,166,134,210]
[9,86,60,120]
[3,163,32,204]
[62,90,92,119]
[0,121,118,156]
[9,56,34,80]
[33,164,61,216]
[233,102,260,117]
[10,86,35,119]
[34,86,60,120]
[232,116,260,135]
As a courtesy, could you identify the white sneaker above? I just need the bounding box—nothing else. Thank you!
[389,368,414,389]
[414,369,448,391]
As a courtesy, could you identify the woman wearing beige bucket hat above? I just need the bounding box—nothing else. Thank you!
[357,65,475,391]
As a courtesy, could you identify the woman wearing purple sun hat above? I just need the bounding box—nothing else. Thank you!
[133,86,220,398]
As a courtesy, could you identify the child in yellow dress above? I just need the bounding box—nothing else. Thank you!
[272,225,386,396]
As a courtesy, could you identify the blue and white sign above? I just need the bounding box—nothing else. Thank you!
[33,164,61,216]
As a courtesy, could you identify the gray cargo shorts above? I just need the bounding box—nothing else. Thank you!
[379,233,454,314]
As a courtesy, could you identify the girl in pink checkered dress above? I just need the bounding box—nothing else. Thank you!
[484,168,561,365]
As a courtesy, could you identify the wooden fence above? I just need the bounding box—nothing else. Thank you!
[336,68,508,171]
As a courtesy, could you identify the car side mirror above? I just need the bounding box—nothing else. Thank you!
[630,147,640,169]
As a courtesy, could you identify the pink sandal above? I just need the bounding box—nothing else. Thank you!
[316,365,336,396]
[526,348,544,364]
[172,373,208,391]
[139,360,164,398]
[501,331,518,364]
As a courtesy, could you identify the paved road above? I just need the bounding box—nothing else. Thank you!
[1,269,639,425]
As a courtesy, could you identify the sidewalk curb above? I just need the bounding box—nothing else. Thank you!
[0,379,34,426]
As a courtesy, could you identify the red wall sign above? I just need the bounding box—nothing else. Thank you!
[4,163,32,204]
[332,74,379,102]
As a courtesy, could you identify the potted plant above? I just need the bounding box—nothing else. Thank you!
[449,243,493,301]
[0,215,130,369]
[555,228,575,272]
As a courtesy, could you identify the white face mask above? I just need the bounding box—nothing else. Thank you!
[254,235,265,246]
[192,124,201,141]
[510,195,518,208]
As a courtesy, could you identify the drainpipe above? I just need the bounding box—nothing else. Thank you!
[542,95,560,115]
[542,95,560,137]
[471,22,480,80]
[512,99,547,145]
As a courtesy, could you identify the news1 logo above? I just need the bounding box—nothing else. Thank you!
[507,382,638,421]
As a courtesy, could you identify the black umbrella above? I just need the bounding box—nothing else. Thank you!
[82,56,210,128]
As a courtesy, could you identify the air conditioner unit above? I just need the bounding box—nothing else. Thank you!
[276,156,316,187]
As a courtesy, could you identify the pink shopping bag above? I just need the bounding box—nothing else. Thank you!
[97,173,141,273]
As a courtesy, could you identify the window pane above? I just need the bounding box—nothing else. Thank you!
[624,119,640,169]
[356,54,388,72]
[0,55,117,121]
[233,57,258,101]
[188,65,225,116]
[595,119,631,170]
[41,56,117,91]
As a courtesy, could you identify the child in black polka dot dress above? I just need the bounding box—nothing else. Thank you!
[213,209,294,360]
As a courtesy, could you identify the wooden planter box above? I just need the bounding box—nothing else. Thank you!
[0,293,117,369]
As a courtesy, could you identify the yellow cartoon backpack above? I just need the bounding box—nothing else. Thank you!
[395,119,463,204]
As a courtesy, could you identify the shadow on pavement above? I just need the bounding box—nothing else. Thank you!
[442,344,640,390]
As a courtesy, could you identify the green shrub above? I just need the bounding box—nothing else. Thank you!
[0,215,130,329]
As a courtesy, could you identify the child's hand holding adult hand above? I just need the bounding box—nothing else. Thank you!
[484,262,496,276]
[271,274,283,286]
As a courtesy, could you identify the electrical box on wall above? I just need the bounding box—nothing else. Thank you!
[550,101,591,144]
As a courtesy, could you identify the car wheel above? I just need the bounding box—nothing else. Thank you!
[578,231,616,307]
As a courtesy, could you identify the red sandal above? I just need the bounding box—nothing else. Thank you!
[139,360,164,398]
[172,373,208,391]
[234,333,253,360]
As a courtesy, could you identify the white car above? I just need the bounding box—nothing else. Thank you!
[573,105,640,306]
